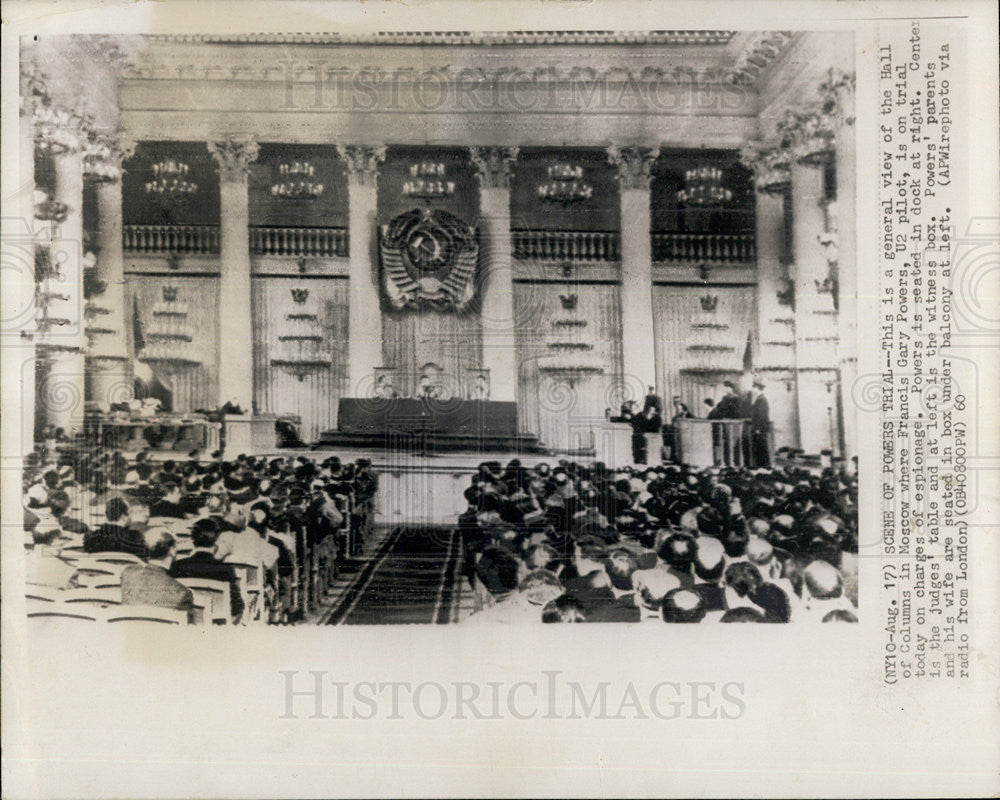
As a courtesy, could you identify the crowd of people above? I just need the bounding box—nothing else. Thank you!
[22,446,377,625]
[459,457,859,624]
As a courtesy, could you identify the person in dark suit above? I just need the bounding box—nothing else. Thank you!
[750,379,772,467]
[169,517,244,622]
[83,497,149,557]
[149,480,191,519]
[121,527,195,623]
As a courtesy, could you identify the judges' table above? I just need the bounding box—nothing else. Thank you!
[338,399,518,438]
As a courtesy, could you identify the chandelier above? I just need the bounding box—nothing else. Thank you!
[676,166,732,206]
[145,160,198,200]
[537,163,593,206]
[271,162,324,200]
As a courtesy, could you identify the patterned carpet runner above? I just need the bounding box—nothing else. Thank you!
[325,526,467,625]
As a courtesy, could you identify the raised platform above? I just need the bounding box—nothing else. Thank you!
[319,398,545,453]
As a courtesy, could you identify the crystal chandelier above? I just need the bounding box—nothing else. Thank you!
[676,166,732,206]
[271,162,324,200]
[537,162,593,206]
[145,160,198,200]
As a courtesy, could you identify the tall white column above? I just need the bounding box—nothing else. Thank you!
[4,92,38,447]
[86,150,131,407]
[337,145,386,396]
[608,145,657,396]
[790,162,838,454]
[835,117,857,460]
[754,185,799,449]
[469,146,519,403]
[208,138,259,411]
[39,148,87,436]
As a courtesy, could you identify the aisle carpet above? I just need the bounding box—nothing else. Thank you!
[325,526,467,625]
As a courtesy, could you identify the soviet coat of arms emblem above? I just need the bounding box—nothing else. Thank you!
[379,208,479,310]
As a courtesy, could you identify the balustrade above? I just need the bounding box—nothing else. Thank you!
[511,229,620,261]
[651,232,755,264]
[122,224,220,254]
[249,226,349,257]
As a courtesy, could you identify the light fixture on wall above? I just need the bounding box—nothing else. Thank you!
[145,159,199,200]
[676,166,732,206]
[271,162,324,200]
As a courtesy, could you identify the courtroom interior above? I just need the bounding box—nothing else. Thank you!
[19,31,859,625]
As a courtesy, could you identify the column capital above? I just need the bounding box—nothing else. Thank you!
[208,138,260,182]
[469,146,519,190]
[607,145,657,190]
[337,144,386,187]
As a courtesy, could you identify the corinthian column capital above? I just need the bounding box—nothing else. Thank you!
[208,138,260,182]
[469,146,519,190]
[337,144,386,187]
[607,145,658,190]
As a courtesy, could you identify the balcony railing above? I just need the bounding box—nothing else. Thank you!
[250,226,349,258]
[651,232,755,264]
[123,224,220,254]
[512,230,621,262]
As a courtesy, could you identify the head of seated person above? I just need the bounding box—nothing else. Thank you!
[749,582,792,622]
[520,569,565,606]
[128,499,151,527]
[524,542,559,572]
[746,535,775,571]
[190,516,222,552]
[476,545,522,597]
[105,496,130,524]
[805,533,843,570]
[662,588,706,623]
[46,489,73,519]
[32,522,62,548]
[720,606,766,623]
[573,535,608,577]
[144,527,179,566]
[657,533,695,575]
[604,548,638,592]
[693,535,726,584]
[695,505,725,538]
[721,519,749,559]
[724,561,763,600]
[822,608,858,623]
[541,594,588,623]
[493,526,523,555]
[633,568,681,611]
[803,559,843,602]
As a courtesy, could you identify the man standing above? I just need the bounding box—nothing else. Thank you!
[749,379,772,467]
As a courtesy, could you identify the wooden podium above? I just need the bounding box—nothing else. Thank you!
[595,422,633,468]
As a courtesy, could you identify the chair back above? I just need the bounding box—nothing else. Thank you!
[105,605,187,625]
[61,587,123,607]
[177,578,232,625]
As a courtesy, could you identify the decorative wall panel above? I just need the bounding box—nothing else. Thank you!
[514,282,623,452]
[381,307,483,398]
[125,275,219,413]
[251,277,350,442]
[652,283,755,415]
